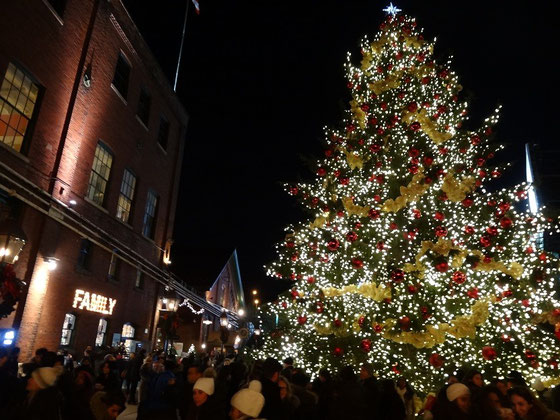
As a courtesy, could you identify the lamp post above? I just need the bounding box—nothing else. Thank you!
[219,310,229,355]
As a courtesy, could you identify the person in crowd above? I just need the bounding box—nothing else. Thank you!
[125,351,142,404]
[281,357,294,380]
[179,363,204,418]
[377,378,406,420]
[63,367,96,420]
[433,382,471,420]
[396,376,416,420]
[184,377,223,420]
[471,385,514,420]
[463,369,484,398]
[6,346,20,377]
[506,371,528,389]
[313,367,334,420]
[90,391,126,420]
[290,369,317,419]
[325,365,365,420]
[508,386,560,420]
[20,365,65,420]
[360,362,380,415]
[229,380,266,420]
[259,357,283,420]
[278,374,300,418]
[139,354,154,403]
[0,347,25,417]
[139,358,177,420]
[95,361,121,393]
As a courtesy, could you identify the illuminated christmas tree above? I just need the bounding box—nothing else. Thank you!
[253,6,560,393]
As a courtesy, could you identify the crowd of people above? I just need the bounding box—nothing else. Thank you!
[2,344,560,420]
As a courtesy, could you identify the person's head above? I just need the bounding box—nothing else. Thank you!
[203,367,217,378]
[101,361,111,375]
[291,369,310,387]
[396,377,407,389]
[101,392,126,419]
[152,359,164,373]
[262,357,282,383]
[54,354,65,367]
[278,375,292,400]
[319,368,331,383]
[490,379,508,396]
[464,369,483,388]
[129,352,136,360]
[282,357,293,368]
[187,364,203,384]
[84,346,92,355]
[508,386,546,419]
[27,366,63,391]
[193,377,214,406]
[360,363,373,380]
[446,383,471,414]
[34,347,48,363]
[75,368,93,388]
[230,380,265,419]
[507,371,527,388]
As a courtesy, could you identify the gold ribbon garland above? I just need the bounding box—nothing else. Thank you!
[402,108,453,145]
[342,197,370,217]
[382,172,429,213]
[441,172,476,202]
[322,282,392,302]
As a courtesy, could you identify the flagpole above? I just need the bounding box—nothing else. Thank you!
[173,0,190,92]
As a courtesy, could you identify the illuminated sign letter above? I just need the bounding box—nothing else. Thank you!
[73,289,117,315]
[73,289,84,308]
[108,298,117,315]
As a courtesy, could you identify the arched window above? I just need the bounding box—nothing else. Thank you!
[121,323,135,339]
[95,318,107,347]
[60,313,76,346]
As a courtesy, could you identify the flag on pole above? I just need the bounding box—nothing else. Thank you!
[192,0,200,14]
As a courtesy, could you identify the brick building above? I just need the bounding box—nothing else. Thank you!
[0,0,190,359]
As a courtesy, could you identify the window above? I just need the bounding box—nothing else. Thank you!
[108,251,120,281]
[95,318,107,347]
[112,54,130,100]
[135,267,144,289]
[86,142,113,206]
[156,116,169,150]
[137,88,151,126]
[45,0,66,17]
[121,323,135,339]
[77,238,92,270]
[142,190,158,238]
[0,63,40,152]
[60,313,76,346]
[116,169,136,223]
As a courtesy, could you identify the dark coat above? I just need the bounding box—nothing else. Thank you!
[184,397,225,420]
[261,378,285,420]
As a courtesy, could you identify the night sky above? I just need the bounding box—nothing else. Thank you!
[123,0,556,301]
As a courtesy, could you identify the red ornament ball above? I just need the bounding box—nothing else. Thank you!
[465,226,475,235]
[327,240,340,251]
[452,271,466,284]
[482,346,497,361]
[351,258,364,269]
[373,323,383,333]
[500,217,513,229]
[407,285,417,294]
[434,211,445,220]
[376,241,385,250]
[333,319,343,328]
[399,316,411,330]
[346,231,358,242]
[486,226,498,236]
[391,269,405,283]
[480,236,492,247]
[408,147,420,157]
[368,209,381,219]
[316,301,324,314]
[297,316,307,325]
[333,347,344,357]
[435,226,448,237]
[467,287,480,299]
[435,261,449,272]
[317,168,327,176]
[407,102,418,113]
[360,339,372,353]
[410,121,422,132]
[462,198,474,207]
[429,353,444,368]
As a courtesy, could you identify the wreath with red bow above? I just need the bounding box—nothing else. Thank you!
[0,262,24,318]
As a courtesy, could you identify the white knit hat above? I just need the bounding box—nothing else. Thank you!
[231,380,265,418]
[446,383,470,401]
[32,366,63,389]
[194,377,215,396]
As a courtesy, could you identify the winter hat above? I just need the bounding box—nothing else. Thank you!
[446,383,470,402]
[194,377,215,396]
[32,366,63,389]
[231,380,265,418]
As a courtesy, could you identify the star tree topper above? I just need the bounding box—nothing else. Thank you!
[383,2,402,16]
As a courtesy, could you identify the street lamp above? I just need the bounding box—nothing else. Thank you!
[219,310,229,355]
[0,219,27,264]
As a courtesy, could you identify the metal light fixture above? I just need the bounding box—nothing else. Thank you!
[219,310,228,328]
[0,219,27,264]
[44,256,59,271]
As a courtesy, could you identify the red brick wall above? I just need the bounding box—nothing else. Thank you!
[0,0,187,359]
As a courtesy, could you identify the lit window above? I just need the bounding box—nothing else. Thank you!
[86,142,113,206]
[60,313,76,346]
[95,318,107,347]
[142,190,158,238]
[157,116,169,150]
[122,323,135,339]
[116,169,136,223]
[0,63,40,152]
[112,54,130,99]
[137,88,151,126]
